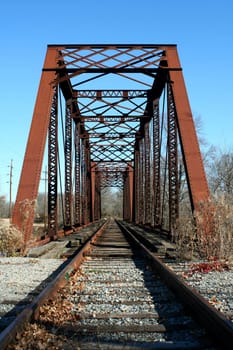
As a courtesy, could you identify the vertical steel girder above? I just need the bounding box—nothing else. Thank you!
[74,121,81,226]
[64,102,73,229]
[123,176,127,220]
[144,121,151,225]
[133,142,140,223]
[138,138,144,224]
[12,47,58,241]
[123,164,133,221]
[167,83,179,233]
[86,141,92,223]
[81,137,92,225]
[153,102,161,227]
[48,86,58,238]
[91,164,101,222]
[93,170,101,221]
[81,138,86,225]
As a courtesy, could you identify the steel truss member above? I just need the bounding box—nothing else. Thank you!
[48,86,58,237]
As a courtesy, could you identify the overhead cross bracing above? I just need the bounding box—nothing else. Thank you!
[56,45,163,167]
[12,44,210,243]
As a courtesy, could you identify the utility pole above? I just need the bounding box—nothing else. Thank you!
[8,159,13,220]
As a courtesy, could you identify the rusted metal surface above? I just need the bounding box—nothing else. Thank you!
[123,163,133,221]
[48,86,58,237]
[74,121,81,226]
[64,101,73,229]
[167,82,179,233]
[165,46,210,210]
[153,102,161,227]
[12,44,210,242]
[12,47,59,242]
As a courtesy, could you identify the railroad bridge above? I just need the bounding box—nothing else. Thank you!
[12,44,210,243]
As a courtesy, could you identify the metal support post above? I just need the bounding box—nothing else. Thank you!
[48,86,58,238]
[144,121,151,225]
[139,138,144,224]
[64,101,73,229]
[12,46,58,242]
[94,171,101,220]
[167,82,179,234]
[153,101,161,227]
[133,143,139,223]
[86,141,92,223]
[74,121,81,226]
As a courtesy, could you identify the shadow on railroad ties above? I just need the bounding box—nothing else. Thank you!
[35,254,208,348]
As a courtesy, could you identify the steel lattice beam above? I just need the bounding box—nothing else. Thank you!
[64,102,73,228]
[153,102,161,227]
[74,121,81,226]
[167,83,179,233]
[48,86,58,237]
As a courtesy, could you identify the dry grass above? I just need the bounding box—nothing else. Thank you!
[0,225,24,256]
[175,197,233,261]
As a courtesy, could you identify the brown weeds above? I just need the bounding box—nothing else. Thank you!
[0,225,24,256]
[176,197,233,261]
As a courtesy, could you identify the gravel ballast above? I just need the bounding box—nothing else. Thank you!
[0,257,63,328]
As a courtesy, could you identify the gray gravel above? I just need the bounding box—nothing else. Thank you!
[0,257,62,320]
[167,260,233,320]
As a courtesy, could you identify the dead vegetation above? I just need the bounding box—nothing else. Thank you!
[0,225,24,256]
[175,197,233,262]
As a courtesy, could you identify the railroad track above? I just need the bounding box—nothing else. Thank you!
[1,219,233,349]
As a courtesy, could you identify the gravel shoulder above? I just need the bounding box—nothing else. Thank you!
[0,256,63,328]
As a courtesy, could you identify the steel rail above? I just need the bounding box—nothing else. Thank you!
[0,220,108,350]
[117,220,233,350]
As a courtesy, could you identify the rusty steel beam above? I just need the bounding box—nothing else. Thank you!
[91,162,97,222]
[81,116,142,121]
[81,138,92,225]
[165,47,210,210]
[133,140,140,223]
[74,121,81,226]
[75,90,148,98]
[44,67,162,74]
[93,167,101,221]
[153,101,161,227]
[138,138,144,224]
[123,164,133,221]
[12,47,58,242]
[64,102,73,229]
[48,87,58,238]
[144,121,151,225]
[123,172,129,221]
[86,142,92,223]
[167,83,179,234]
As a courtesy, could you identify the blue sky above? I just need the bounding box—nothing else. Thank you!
[0,0,233,201]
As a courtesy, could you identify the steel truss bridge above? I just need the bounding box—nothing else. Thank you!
[12,44,209,243]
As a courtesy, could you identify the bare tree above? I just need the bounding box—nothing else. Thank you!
[209,149,233,200]
[101,188,123,218]
[0,196,9,218]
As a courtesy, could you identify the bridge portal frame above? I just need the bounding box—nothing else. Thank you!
[12,44,209,243]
